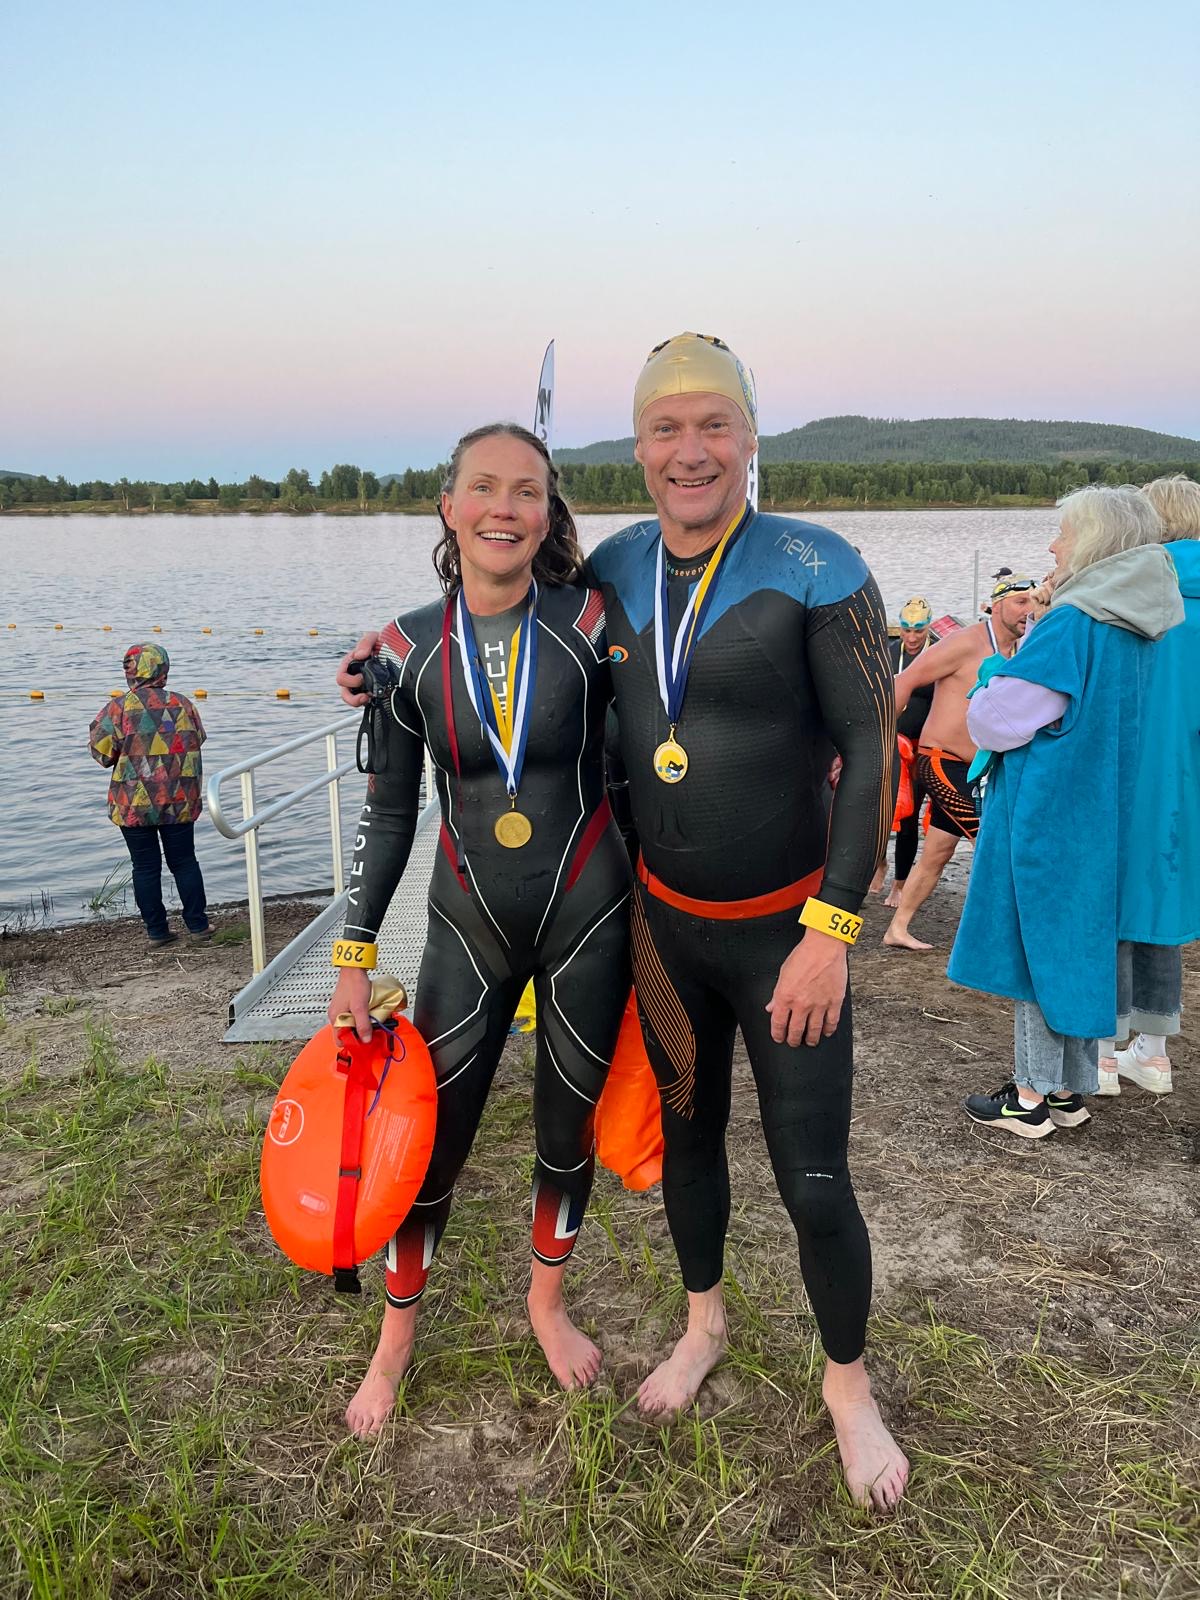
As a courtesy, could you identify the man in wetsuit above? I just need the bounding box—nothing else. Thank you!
[876,597,936,907]
[586,333,908,1511]
[882,575,1037,951]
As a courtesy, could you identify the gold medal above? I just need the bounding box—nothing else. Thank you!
[653,738,689,784]
[495,808,533,848]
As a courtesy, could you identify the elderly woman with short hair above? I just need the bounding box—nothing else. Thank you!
[1098,474,1200,1096]
[947,484,1184,1137]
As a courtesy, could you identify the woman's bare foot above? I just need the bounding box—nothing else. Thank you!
[637,1286,728,1415]
[882,920,933,952]
[346,1305,417,1438]
[868,864,886,895]
[822,1359,909,1512]
[527,1293,602,1389]
[883,880,905,909]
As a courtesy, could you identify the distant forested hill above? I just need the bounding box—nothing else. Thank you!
[556,416,1200,466]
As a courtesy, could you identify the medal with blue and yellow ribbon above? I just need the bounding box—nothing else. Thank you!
[652,507,748,783]
[454,583,539,846]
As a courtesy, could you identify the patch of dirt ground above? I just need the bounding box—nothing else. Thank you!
[1,882,1197,1597]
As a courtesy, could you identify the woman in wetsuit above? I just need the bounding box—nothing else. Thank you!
[329,424,631,1436]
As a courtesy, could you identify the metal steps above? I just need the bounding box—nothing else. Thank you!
[224,802,438,1042]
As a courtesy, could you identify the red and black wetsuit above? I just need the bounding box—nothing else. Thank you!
[343,582,630,1304]
[587,508,894,1364]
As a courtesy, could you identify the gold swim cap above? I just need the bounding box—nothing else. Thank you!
[633,333,757,433]
[898,597,932,628]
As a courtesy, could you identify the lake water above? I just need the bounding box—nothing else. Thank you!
[0,507,1059,926]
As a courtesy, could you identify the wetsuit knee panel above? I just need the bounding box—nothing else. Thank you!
[776,1164,856,1240]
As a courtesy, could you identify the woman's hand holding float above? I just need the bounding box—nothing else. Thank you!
[329,966,374,1042]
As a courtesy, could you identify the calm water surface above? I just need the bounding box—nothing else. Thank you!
[0,508,1059,925]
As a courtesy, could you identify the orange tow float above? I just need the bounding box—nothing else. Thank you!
[261,978,437,1292]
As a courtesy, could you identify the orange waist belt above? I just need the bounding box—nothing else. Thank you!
[637,858,824,921]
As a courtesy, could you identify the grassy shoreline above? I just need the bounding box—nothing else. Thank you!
[0,492,1059,519]
[1,898,1196,1597]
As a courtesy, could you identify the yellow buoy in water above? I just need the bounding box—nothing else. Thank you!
[152,625,163,633]
[308,628,319,636]
[201,627,212,635]
[254,628,264,636]
[102,624,112,632]
[194,688,208,699]
[276,688,291,699]
[54,623,63,631]
[6,623,15,630]
[30,690,45,700]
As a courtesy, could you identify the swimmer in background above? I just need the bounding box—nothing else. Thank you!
[871,597,936,907]
[882,575,1037,951]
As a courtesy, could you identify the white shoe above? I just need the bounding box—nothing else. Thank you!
[1096,1057,1120,1097]
[1115,1037,1172,1095]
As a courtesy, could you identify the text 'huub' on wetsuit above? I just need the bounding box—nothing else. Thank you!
[344,582,631,1303]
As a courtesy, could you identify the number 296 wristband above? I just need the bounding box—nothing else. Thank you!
[798,898,862,946]
[332,939,378,969]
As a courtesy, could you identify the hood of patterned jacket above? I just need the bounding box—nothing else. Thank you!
[123,642,170,687]
[1052,543,1184,641]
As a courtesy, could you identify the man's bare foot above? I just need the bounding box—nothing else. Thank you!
[823,1363,909,1512]
[883,881,904,909]
[528,1293,602,1389]
[882,922,933,952]
[637,1323,728,1415]
[345,1329,415,1438]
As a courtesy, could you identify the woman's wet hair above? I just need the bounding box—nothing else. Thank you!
[432,423,583,592]
[1057,485,1163,574]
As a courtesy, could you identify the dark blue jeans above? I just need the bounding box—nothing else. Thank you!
[119,822,209,939]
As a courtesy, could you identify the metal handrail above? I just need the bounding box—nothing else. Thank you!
[205,712,360,975]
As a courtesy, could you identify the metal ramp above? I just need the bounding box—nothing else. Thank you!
[224,801,438,1042]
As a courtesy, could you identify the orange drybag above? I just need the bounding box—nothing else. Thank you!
[594,990,663,1192]
[261,988,437,1292]
[891,735,915,832]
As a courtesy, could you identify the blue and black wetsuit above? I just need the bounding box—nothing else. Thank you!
[587,509,894,1365]
[343,582,631,1305]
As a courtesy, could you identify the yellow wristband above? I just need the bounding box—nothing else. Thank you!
[332,939,378,969]
[798,898,862,946]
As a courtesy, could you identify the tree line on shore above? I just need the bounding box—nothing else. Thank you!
[2,458,1197,513]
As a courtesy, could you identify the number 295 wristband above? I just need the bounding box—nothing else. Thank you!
[332,939,378,969]
[798,898,862,946]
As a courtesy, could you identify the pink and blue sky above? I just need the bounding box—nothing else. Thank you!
[5,0,1198,480]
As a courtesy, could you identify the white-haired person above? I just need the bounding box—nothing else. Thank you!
[1097,474,1200,1096]
[947,485,1183,1137]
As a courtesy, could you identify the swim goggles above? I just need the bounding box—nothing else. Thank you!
[990,577,1037,599]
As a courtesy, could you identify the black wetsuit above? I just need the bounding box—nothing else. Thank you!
[343,583,631,1305]
[890,634,935,881]
[587,508,894,1364]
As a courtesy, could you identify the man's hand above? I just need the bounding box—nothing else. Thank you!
[329,967,374,1042]
[765,929,849,1047]
[336,631,381,707]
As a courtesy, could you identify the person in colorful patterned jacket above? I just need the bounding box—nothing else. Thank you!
[88,642,212,947]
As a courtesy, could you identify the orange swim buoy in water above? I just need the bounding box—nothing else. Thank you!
[261,988,437,1292]
[594,990,663,1192]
